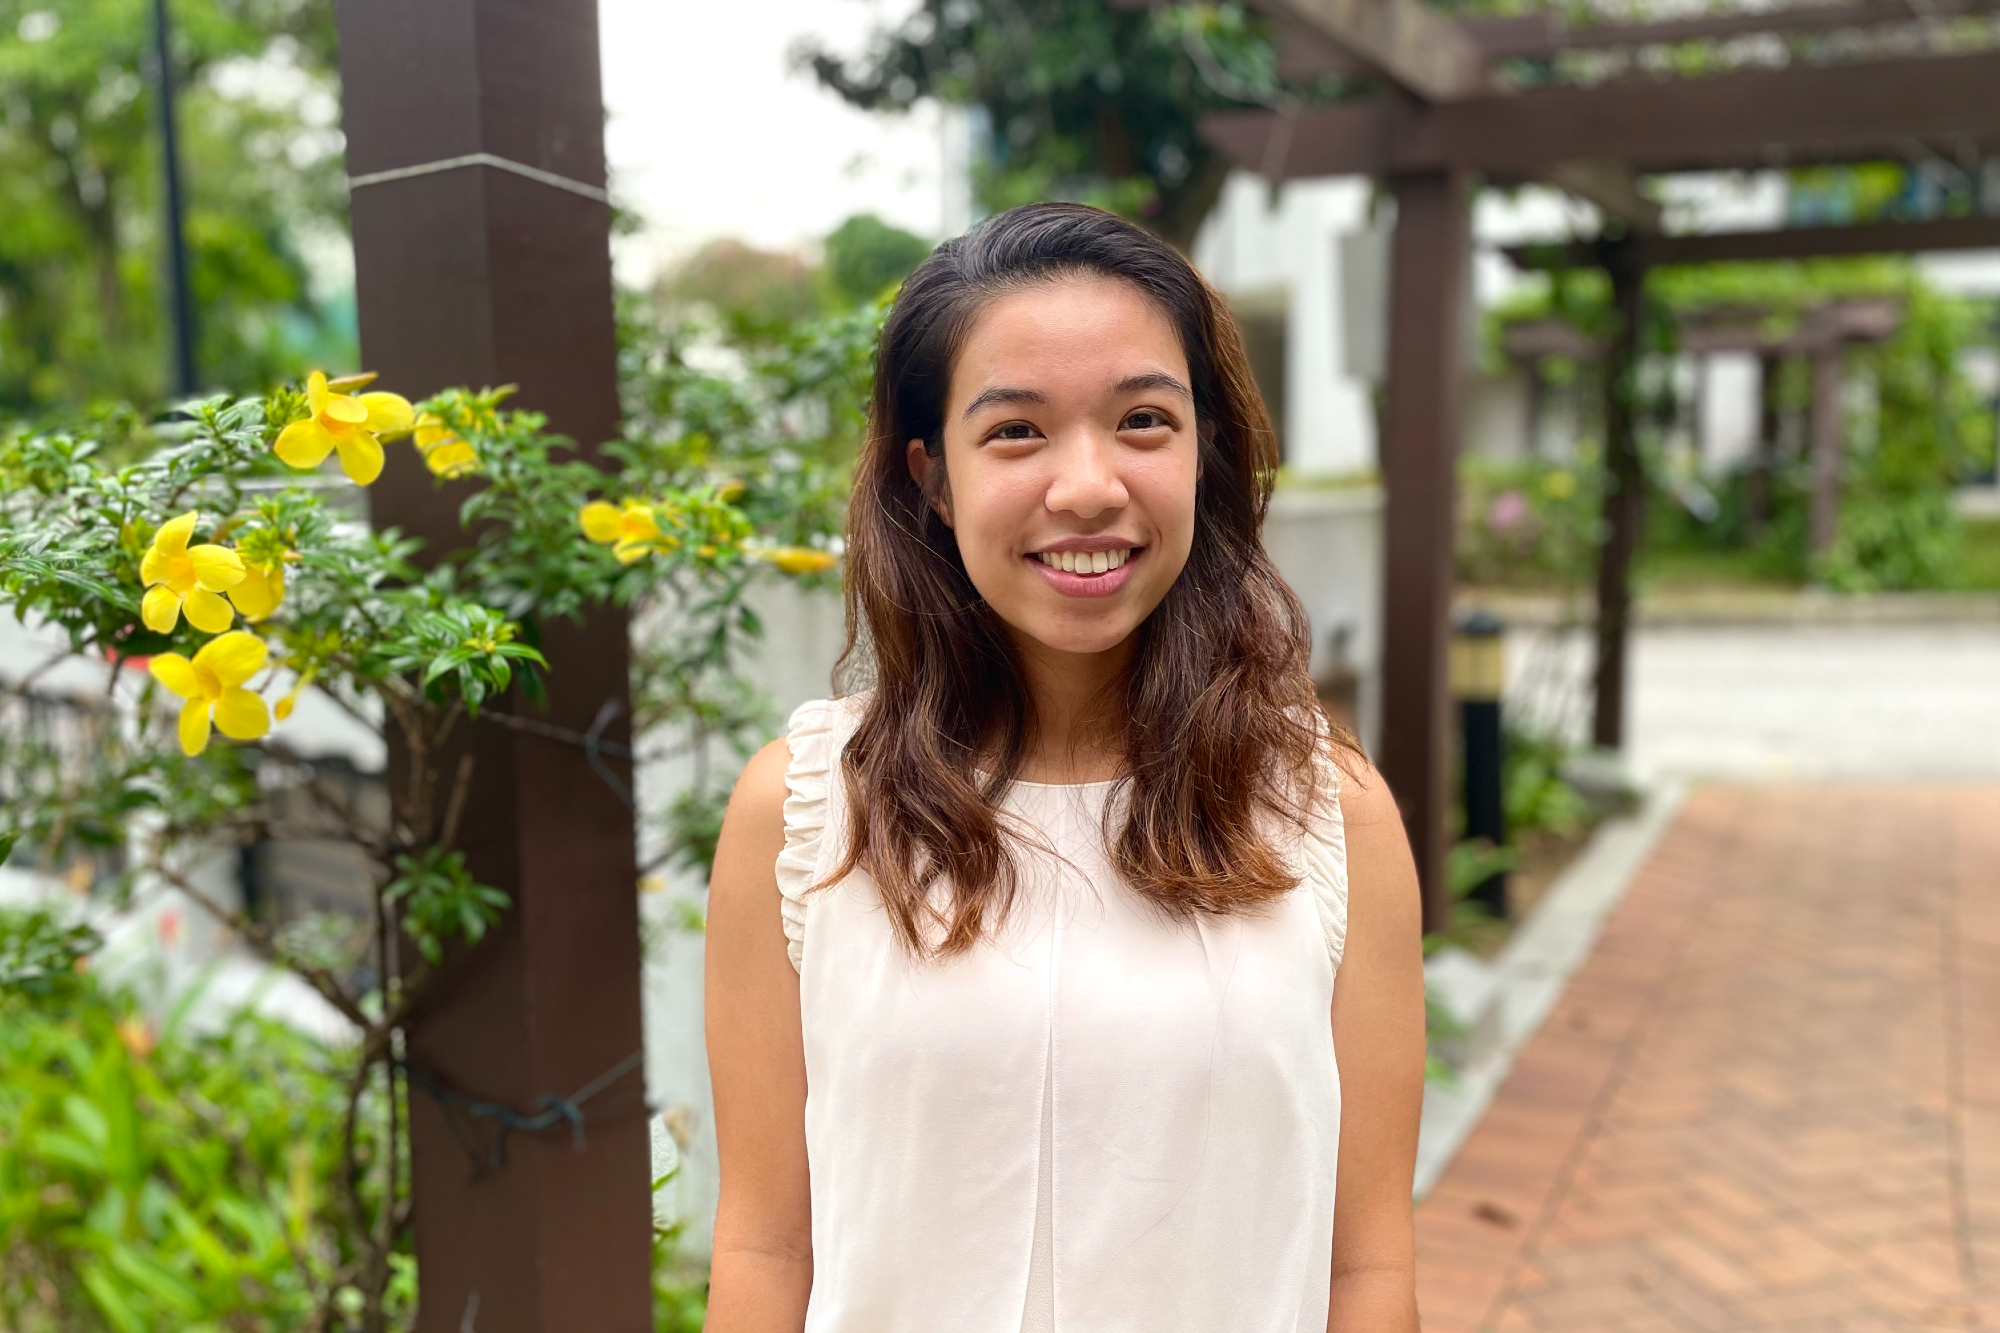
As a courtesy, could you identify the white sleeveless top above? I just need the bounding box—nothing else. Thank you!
[776,697,1350,1333]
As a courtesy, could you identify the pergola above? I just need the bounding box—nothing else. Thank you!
[1185,0,2000,929]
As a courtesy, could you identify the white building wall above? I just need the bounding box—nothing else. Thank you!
[1192,174,1380,476]
[1700,353,1762,474]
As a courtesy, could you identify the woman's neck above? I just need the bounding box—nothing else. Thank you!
[1007,631,1135,784]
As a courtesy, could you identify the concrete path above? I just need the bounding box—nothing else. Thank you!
[1503,623,2000,783]
[1414,785,2000,1332]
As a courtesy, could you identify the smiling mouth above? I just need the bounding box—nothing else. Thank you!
[1030,547,1136,576]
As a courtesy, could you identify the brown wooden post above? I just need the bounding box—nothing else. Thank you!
[1808,345,1845,558]
[1748,351,1782,535]
[333,3,653,1330]
[1378,168,1470,935]
[1592,245,1646,751]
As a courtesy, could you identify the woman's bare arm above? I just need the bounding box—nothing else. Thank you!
[703,736,813,1332]
[1326,757,1427,1332]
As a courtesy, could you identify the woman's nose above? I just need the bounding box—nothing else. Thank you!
[1044,434,1129,520]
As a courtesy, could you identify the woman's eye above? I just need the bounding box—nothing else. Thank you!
[1122,409,1172,432]
[990,421,1039,442]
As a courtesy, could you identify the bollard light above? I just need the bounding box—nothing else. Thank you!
[1450,609,1507,702]
[1452,610,1509,920]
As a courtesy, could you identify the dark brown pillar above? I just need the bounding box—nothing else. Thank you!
[1747,351,1781,535]
[1591,249,1645,751]
[334,3,652,1330]
[1808,345,1845,558]
[1378,169,1471,935]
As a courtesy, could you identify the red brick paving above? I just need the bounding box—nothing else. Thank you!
[1414,786,2000,1332]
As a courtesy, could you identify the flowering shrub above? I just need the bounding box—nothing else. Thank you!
[1456,453,1601,589]
[0,353,848,1327]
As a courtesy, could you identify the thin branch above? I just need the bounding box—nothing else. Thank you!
[438,752,475,852]
[148,855,372,1032]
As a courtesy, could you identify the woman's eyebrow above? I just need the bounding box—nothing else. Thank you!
[1116,371,1192,400]
[961,386,1047,419]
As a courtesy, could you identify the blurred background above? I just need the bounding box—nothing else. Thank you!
[3,0,1998,1328]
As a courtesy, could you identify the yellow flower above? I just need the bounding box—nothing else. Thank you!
[115,1017,156,1061]
[414,413,480,478]
[274,668,315,722]
[140,512,245,634]
[580,500,676,564]
[760,545,839,575]
[273,371,415,486]
[229,562,284,621]
[148,631,271,756]
[1541,469,1577,500]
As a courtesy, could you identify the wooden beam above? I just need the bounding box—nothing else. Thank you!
[334,2,654,1330]
[1477,0,2000,59]
[1201,49,2000,178]
[1377,169,1472,934]
[1543,161,1664,235]
[1257,0,1487,100]
[1509,215,2000,270]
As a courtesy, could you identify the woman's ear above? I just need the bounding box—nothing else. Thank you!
[906,437,954,528]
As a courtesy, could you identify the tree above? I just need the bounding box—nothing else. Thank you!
[797,1,1327,252]
[0,0,349,416]
[823,213,932,305]
[656,237,823,341]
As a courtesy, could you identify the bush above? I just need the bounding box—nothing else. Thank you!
[0,909,386,1332]
[1456,453,1601,589]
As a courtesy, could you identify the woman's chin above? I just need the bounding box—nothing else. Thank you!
[1007,614,1144,661]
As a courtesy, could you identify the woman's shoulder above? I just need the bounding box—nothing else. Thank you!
[729,696,856,823]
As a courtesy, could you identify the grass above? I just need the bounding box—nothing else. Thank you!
[1959,518,2000,591]
[1635,544,1795,592]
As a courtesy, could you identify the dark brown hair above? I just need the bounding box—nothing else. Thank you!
[832,201,1351,957]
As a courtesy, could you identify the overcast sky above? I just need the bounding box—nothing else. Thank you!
[598,0,945,283]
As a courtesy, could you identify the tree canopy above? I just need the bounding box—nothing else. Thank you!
[797,1,1330,252]
[0,0,350,417]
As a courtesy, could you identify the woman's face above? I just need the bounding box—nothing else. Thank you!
[909,276,1199,661]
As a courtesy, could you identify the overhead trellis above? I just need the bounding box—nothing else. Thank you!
[1127,0,2000,928]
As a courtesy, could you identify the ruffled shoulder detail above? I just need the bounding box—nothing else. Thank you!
[1300,750,1350,974]
[775,698,839,974]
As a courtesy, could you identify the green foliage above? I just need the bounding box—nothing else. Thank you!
[1503,726,1592,840]
[383,849,509,966]
[657,239,823,343]
[799,0,1333,249]
[651,1204,708,1333]
[0,909,100,998]
[617,296,876,874]
[1446,839,1520,901]
[1814,489,1966,592]
[0,0,350,415]
[1457,453,1601,589]
[0,909,392,1332]
[822,214,933,306]
[1961,518,2000,592]
[0,357,851,1324]
[1490,257,1997,593]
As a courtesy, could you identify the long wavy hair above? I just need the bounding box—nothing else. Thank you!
[832,201,1352,958]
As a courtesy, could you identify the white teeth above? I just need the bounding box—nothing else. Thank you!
[1036,548,1133,573]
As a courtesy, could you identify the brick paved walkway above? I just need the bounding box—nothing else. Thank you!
[1415,786,2000,1332]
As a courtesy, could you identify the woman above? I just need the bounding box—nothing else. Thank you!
[705,202,1425,1333]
